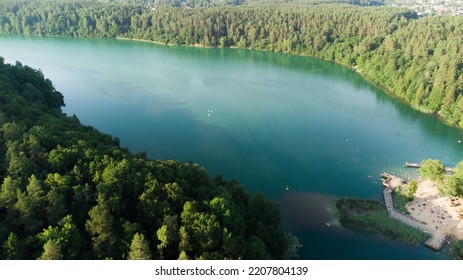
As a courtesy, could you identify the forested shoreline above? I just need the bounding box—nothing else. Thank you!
[0,58,289,259]
[1,1,462,129]
[1,0,463,260]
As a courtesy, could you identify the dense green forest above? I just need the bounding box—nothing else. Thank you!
[1,0,462,129]
[6,0,383,8]
[0,58,289,259]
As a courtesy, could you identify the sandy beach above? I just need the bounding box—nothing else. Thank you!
[406,179,463,240]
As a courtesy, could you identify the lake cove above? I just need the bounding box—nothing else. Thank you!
[1,35,461,259]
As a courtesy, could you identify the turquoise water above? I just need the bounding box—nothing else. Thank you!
[1,35,461,259]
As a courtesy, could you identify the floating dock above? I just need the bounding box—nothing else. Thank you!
[404,162,455,173]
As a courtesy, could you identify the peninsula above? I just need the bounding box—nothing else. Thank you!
[381,158,463,255]
[381,173,454,250]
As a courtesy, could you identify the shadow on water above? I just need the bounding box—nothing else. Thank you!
[126,39,463,155]
[129,41,360,81]
[1,35,460,259]
[28,35,463,151]
[279,191,449,260]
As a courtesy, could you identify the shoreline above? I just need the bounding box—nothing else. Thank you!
[2,32,459,130]
[406,179,463,240]
[280,189,432,246]
[115,36,206,48]
[114,35,460,131]
[382,173,463,250]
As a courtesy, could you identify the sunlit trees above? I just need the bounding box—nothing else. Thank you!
[127,233,151,260]
[156,215,179,259]
[86,195,119,259]
[2,233,23,259]
[441,161,463,196]
[179,201,221,258]
[407,180,418,199]
[37,215,82,259]
[6,1,463,129]
[38,240,63,260]
[0,58,288,259]
[420,159,446,184]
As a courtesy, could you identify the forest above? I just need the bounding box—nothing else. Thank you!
[0,58,289,259]
[1,0,463,260]
[1,0,462,129]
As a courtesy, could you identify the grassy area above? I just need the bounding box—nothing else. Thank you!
[455,240,463,260]
[392,188,411,215]
[336,199,429,245]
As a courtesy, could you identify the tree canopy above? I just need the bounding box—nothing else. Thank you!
[0,58,288,259]
[2,1,463,129]
[2,0,463,259]
[419,159,445,183]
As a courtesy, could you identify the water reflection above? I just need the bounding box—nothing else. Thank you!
[0,35,461,259]
[279,191,447,260]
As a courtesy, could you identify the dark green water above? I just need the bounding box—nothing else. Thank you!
[1,35,461,259]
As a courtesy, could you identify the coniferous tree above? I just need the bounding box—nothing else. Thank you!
[38,240,63,260]
[2,232,22,260]
[86,194,118,259]
[0,22,290,260]
[128,233,151,260]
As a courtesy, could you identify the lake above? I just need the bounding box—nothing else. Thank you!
[1,35,461,259]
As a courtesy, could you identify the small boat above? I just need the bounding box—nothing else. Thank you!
[285,186,290,191]
[325,223,331,227]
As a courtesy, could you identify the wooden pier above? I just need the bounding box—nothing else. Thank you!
[425,233,450,251]
[404,162,456,173]
[381,173,449,251]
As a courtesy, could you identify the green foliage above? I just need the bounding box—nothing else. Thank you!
[0,176,20,212]
[156,215,179,259]
[283,232,302,259]
[392,187,410,214]
[0,58,287,259]
[2,232,23,259]
[391,179,417,214]
[407,180,418,198]
[3,1,463,128]
[455,240,463,259]
[246,192,288,259]
[245,236,270,260]
[128,233,151,260]
[38,240,63,260]
[416,159,463,198]
[179,201,222,256]
[420,159,445,184]
[441,161,463,197]
[178,250,189,260]
[85,195,118,259]
[37,215,82,259]
[336,198,429,244]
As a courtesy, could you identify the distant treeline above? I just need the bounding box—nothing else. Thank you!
[1,1,462,128]
[0,58,289,259]
[9,0,383,8]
